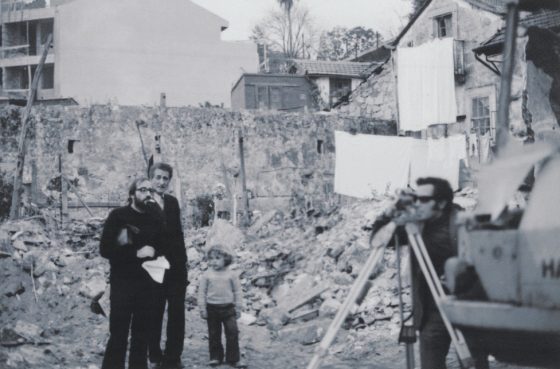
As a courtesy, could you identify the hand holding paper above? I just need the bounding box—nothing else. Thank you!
[142,256,170,283]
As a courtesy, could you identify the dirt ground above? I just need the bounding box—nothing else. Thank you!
[0,260,536,369]
[0,200,540,369]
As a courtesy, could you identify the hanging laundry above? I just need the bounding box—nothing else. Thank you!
[334,131,415,198]
[479,133,491,163]
[468,133,479,158]
[397,38,457,131]
[410,135,466,190]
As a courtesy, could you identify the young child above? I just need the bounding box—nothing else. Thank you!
[198,244,247,368]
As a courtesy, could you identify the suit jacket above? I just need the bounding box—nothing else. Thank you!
[160,194,188,285]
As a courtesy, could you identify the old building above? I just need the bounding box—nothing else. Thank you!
[0,0,257,107]
[338,0,560,146]
[230,73,315,112]
[288,59,375,109]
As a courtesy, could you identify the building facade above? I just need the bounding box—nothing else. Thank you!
[0,0,257,107]
[338,0,560,146]
[231,73,315,112]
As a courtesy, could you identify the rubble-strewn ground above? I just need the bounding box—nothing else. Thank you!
[0,196,533,369]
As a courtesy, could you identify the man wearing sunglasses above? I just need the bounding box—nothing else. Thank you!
[370,177,460,369]
[148,162,188,369]
[100,177,166,369]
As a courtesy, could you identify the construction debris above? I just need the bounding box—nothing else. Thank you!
[0,189,482,368]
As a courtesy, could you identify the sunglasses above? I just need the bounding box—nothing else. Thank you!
[136,187,156,194]
[414,195,435,203]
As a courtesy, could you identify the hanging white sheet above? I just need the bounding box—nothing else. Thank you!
[397,37,457,131]
[334,131,414,198]
[334,132,467,198]
[410,135,466,190]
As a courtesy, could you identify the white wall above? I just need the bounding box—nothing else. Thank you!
[55,0,257,107]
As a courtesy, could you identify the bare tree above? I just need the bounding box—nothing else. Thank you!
[251,2,317,59]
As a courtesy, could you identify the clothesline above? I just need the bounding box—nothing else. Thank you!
[334,131,468,199]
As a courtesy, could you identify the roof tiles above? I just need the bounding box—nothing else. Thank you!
[290,59,375,78]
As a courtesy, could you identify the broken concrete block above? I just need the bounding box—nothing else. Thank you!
[238,312,257,326]
[333,272,354,286]
[206,219,245,249]
[80,276,107,299]
[319,298,341,318]
[2,280,25,297]
[248,210,278,235]
[277,319,329,345]
[278,283,329,313]
[289,308,319,323]
[12,239,28,252]
[259,307,290,331]
[13,321,41,339]
[33,260,57,278]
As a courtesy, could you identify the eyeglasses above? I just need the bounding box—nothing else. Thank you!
[415,195,435,203]
[136,187,155,194]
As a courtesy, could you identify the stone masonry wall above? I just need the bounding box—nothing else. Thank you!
[0,106,395,220]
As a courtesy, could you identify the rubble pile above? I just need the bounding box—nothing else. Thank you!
[0,216,109,369]
[182,196,415,356]
[0,190,479,368]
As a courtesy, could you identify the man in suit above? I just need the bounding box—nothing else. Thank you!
[148,162,188,369]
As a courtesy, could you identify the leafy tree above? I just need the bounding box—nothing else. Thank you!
[317,26,382,61]
[250,2,316,59]
[410,0,429,19]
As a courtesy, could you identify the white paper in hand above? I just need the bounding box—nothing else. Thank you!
[142,256,170,283]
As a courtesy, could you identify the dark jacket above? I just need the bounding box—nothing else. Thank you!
[160,194,188,284]
[100,205,166,281]
[411,208,459,329]
[370,207,459,330]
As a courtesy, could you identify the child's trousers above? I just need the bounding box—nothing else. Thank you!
[206,303,240,364]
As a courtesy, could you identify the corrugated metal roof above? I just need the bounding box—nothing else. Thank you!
[290,59,375,78]
[478,9,560,50]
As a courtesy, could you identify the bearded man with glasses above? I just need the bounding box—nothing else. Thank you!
[100,177,167,369]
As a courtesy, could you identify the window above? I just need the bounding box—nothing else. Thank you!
[435,14,452,38]
[317,139,323,154]
[329,78,351,107]
[471,97,491,134]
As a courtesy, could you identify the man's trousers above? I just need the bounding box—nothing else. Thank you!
[149,278,186,365]
[102,275,155,369]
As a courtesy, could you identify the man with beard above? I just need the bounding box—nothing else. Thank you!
[100,177,167,369]
[148,163,188,369]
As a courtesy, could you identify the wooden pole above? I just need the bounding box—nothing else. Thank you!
[9,33,52,220]
[62,175,93,217]
[237,128,250,226]
[31,159,37,204]
[495,3,519,155]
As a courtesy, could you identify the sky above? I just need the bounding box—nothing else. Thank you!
[190,0,413,41]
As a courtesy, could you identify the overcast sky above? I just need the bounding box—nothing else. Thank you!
[191,0,413,41]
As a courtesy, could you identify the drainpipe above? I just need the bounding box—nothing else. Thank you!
[495,1,519,155]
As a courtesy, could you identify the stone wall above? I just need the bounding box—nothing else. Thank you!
[0,105,395,221]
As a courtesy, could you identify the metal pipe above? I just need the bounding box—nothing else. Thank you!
[495,2,519,154]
